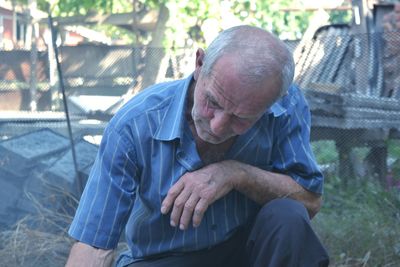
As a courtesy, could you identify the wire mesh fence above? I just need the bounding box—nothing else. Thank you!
[0,29,399,266]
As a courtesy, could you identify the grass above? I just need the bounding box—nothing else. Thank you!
[313,178,400,267]
[0,182,77,267]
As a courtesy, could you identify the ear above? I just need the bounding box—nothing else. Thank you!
[194,48,205,81]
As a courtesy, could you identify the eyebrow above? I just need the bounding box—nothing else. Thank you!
[206,91,261,120]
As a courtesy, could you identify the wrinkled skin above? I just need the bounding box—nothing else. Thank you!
[161,49,283,230]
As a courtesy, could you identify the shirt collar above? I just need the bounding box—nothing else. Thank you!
[153,74,193,141]
[268,100,287,117]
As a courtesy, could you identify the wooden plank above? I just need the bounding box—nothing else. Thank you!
[310,28,340,84]
[309,105,400,120]
[294,9,330,74]
[351,0,372,95]
[306,82,345,94]
[342,107,400,120]
[305,90,400,112]
[342,93,400,110]
[311,115,400,129]
[300,30,329,87]
[334,44,353,88]
[323,30,352,83]
[41,11,158,32]
[295,41,314,85]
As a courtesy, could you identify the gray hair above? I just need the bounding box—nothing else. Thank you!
[201,25,295,97]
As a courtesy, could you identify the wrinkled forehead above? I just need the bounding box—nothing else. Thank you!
[204,58,281,115]
[215,55,281,93]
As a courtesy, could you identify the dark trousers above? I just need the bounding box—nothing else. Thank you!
[128,198,329,267]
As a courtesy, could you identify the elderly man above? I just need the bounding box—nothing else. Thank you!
[66,25,329,267]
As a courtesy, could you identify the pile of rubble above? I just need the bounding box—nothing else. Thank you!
[0,128,98,230]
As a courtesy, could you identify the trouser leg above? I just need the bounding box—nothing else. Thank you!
[246,198,329,267]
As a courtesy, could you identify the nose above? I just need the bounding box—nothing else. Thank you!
[209,111,232,137]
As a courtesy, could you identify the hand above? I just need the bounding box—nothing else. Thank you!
[161,161,242,230]
[66,242,114,267]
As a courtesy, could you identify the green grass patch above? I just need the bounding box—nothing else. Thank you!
[313,178,400,266]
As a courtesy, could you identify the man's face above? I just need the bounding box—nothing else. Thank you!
[192,53,280,144]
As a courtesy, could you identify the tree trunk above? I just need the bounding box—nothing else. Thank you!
[140,4,169,90]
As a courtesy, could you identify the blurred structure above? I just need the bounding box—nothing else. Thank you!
[294,0,400,185]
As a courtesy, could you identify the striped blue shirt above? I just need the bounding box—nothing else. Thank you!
[68,75,323,266]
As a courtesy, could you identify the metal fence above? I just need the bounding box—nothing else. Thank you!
[0,29,399,265]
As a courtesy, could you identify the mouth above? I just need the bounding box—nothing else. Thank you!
[194,118,232,143]
[206,130,219,139]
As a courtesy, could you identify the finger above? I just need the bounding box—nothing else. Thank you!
[161,180,184,215]
[192,198,209,228]
[170,188,192,227]
[179,193,201,230]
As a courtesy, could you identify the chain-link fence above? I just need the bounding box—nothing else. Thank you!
[0,27,400,265]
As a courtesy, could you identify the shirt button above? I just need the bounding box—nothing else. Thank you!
[211,224,217,231]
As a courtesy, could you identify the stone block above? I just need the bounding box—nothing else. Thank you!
[43,139,98,197]
[0,177,21,228]
[0,128,70,177]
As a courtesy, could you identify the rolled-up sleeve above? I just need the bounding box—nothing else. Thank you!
[271,86,324,194]
[68,124,138,249]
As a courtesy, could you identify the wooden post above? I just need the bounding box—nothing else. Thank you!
[140,4,169,90]
[336,141,354,188]
[28,0,39,111]
[46,28,59,111]
[0,18,3,47]
[365,145,388,187]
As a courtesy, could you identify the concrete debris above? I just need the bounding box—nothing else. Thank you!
[0,128,98,230]
[0,128,70,177]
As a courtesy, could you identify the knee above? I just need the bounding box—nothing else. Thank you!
[247,199,329,267]
[256,198,310,228]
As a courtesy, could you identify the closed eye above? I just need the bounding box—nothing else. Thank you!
[206,95,221,109]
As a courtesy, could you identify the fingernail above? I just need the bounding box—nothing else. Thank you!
[161,206,166,214]
[170,220,176,227]
[180,224,185,230]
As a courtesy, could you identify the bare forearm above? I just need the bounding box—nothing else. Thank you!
[228,160,322,218]
[66,242,114,267]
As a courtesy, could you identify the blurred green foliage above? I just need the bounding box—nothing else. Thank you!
[312,141,338,164]
[21,0,352,46]
[313,178,400,266]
